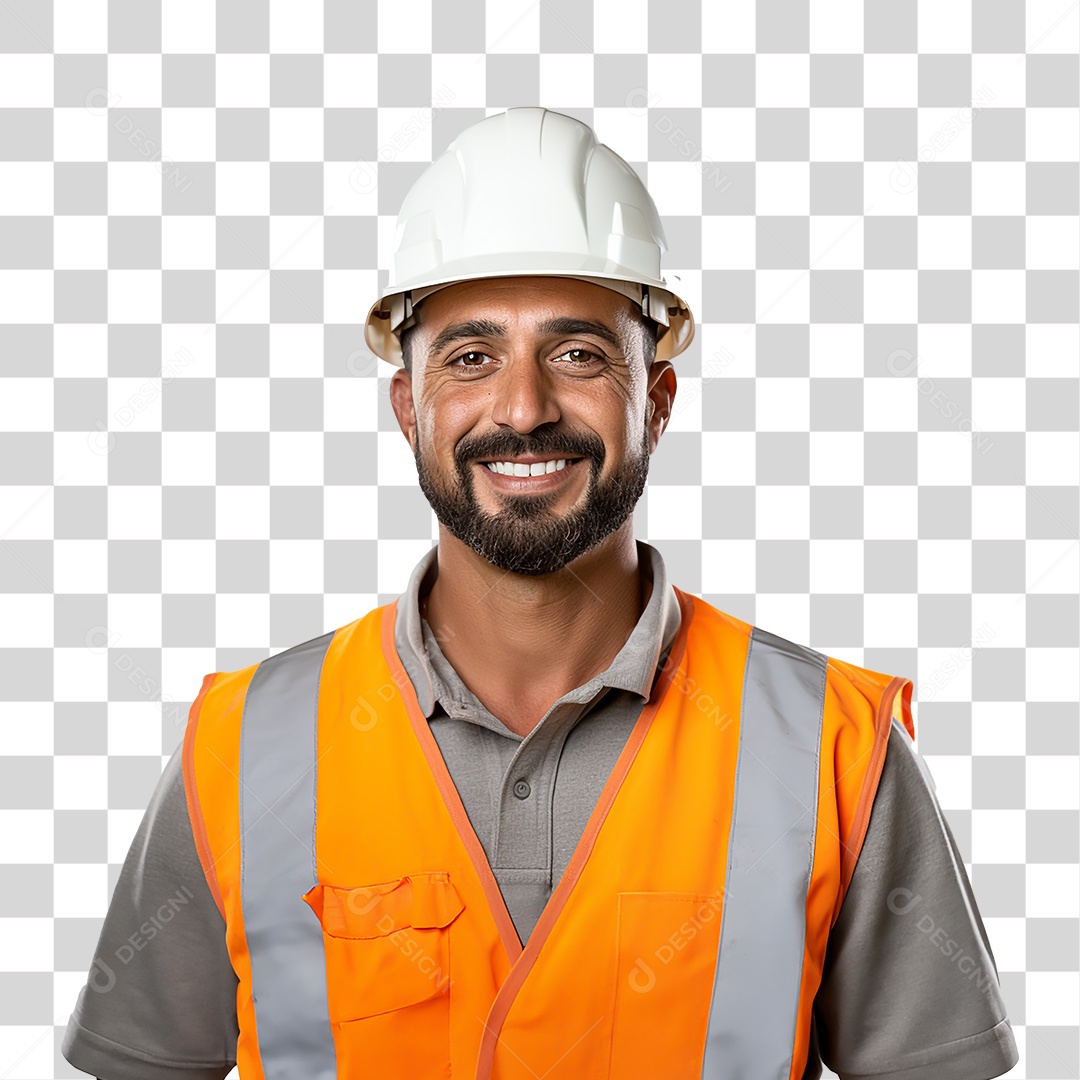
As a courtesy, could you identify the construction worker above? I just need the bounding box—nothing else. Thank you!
[63,107,1018,1079]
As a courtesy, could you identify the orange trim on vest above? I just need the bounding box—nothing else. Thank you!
[827,663,916,914]
[186,661,265,1080]
[182,671,225,921]
[894,675,915,740]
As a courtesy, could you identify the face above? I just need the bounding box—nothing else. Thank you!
[389,276,676,576]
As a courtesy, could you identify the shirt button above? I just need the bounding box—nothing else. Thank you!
[512,778,531,800]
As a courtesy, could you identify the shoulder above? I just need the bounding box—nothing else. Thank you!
[202,604,393,694]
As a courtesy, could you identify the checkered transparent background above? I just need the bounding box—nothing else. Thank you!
[1,1,1078,1076]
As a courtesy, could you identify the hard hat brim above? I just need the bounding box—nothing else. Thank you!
[364,266,695,370]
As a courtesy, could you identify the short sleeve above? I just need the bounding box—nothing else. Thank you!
[60,739,240,1080]
[810,720,1020,1080]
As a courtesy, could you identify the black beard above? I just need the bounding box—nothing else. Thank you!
[414,425,651,576]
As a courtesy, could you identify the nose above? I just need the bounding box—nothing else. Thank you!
[488,353,562,433]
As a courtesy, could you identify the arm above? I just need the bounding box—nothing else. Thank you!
[61,738,239,1080]
[812,720,1019,1080]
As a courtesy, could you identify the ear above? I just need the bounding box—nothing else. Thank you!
[389,368,417,454]
[645,359,676,454]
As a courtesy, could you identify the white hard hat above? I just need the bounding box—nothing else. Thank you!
[363,106,696,369]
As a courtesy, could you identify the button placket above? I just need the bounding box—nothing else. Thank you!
[495,700,597,868]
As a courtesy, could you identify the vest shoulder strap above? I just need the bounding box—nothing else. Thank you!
[825,653,915,905]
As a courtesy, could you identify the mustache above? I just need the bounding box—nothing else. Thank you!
[455,431,606,465]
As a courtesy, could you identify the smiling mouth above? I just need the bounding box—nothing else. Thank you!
[478,456,585,477]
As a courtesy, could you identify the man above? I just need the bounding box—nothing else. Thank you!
[63,108,1018,1079]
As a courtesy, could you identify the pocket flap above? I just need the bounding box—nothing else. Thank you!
[302,872,465,939]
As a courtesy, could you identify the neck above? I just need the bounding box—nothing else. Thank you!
[421,524,649,733]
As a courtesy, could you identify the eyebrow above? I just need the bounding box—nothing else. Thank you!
[426,316,624,360]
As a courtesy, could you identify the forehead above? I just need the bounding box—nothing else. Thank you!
[415,276,639,335]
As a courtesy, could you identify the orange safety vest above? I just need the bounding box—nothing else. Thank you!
[182,585,914,1080]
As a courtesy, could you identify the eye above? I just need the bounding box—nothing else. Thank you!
[447,350,495,374]
[553,348,603,368]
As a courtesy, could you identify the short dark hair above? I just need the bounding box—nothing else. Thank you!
[399,308,659,375]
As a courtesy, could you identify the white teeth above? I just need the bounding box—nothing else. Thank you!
[484,458,571,477]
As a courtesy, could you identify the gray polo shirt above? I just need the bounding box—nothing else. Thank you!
[61,541,1017,1080]
[395,540,683,946]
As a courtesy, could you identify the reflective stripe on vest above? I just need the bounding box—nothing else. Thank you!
[702,626,827,1078]
[241,630,337,1080]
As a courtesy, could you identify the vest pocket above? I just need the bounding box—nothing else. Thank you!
[301,872,464,1077]
[609,891,725,1078]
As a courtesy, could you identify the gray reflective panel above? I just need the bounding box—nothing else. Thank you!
[702,626,829,1079]
[240,631,338,1080]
